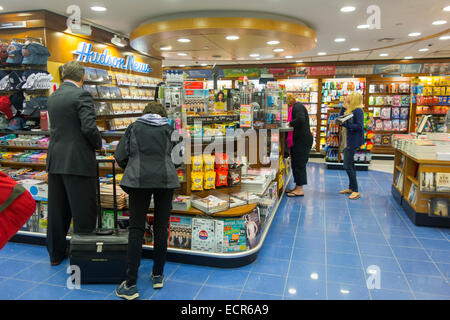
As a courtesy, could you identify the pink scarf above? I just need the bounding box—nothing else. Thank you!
[287,104,294,149]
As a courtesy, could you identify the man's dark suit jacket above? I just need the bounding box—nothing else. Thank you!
[46,81,102,177]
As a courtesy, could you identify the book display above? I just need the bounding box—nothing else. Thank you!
[392,133,450,227]
[367,78,411,154]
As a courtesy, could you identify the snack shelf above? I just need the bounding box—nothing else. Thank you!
[0,145,48,150]
[96,113,143,119]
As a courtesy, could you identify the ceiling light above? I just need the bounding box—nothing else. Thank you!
[179,64,186,67]
[340,6,356,12]
[318,52,327,55]
[379,53,389,56]
[0,6,4,11]
[90,6,107,12]
[408,32,421,37]
[200,63,207,66]
[288,288,297,295]
[418,48,429,52]
[267,40,280,45]
[249,53,260,57]
[357,24,370,29]
[350,48,360,51]
[444,6,450,11]
[296,60,303,63]
[432,20,447,25]
[334,38,346,42]
[285,56,293,59]
[160,46,172,51]
[404,56,413,59]
[310,273,319,280]
[273,48,284,52]
[340,289,350,294]
[439,35,450,40]
[177,52,188,56]
[255,58,261,60]
[226,35,239,40]
[111,35,127,47]
[177,38,191,43]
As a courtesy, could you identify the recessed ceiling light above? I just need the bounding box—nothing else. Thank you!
[432,20,447,25]
[404,56,413,59]
[179,65,186,67]
[418,48,429,52]
[177,53,188,56]
[318,52,327,55]
[255,58,261,60]
[340,6,356,12]
[357,24,370,29]
[249,53,260,57]
[379,53,389,56]
[350,48,360,51]
[90,6,107,12]
[285,56,293,59]
[177,38,191,43]
[296,60,303,63]
[0,6,4,10]
[444,6,450,11]
[267,40,280,45]
[439,35,450,40]
[408,32,421,37]
[203,46,209,49]
[160,46,172,51]
[334,38,346,42]
[200,63,207,66]
[273,48,285,52]
[226,35,240,40]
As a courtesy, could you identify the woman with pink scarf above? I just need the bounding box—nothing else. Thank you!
[286,94,313,197]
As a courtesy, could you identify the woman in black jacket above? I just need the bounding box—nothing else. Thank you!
[114,102,180,300]
[286,94,313,197]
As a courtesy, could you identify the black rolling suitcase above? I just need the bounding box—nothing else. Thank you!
[69,159,128,284]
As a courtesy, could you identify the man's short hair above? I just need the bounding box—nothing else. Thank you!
[61,61,85,82]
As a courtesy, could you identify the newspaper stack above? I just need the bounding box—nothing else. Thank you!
[99,183,128,209]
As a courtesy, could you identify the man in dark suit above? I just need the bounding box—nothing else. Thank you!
[46,60,102,266]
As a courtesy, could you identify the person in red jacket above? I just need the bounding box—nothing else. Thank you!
[0,172,36,250]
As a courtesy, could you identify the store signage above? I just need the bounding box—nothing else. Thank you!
[222,68,260,78]
[335,65,374,76]
[73,42,152,74]
[309,66,336,76]
[0,21,27,29]
[184,81,204,90]
[185,69,213,78]
[421,63,449,75]
[264,67,297,77]
[373,63,422,75]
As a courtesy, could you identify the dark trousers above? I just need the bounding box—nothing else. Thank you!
[290,143,311,186]
[124,187,173,286]
[343,148,358,192]
[46,173,97,262]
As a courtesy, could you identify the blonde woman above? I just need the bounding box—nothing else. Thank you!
[338,92,365,200]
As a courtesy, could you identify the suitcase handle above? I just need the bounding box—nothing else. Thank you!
[96,158,118,233]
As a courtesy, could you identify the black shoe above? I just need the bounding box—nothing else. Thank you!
[50,249,69,266]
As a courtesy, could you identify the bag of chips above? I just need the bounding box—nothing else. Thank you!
[214,153,229,171]
[191,155,203,172]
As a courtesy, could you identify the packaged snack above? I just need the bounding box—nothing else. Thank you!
[392,95,401,106]
[203,154,215,172]
[373,107,381,118]
[385,96,394,105]
[400,108,409,119]
[204,171,216,190]
[215,153,229,171]
[191,155,203,172]
[374,134,382,145]
[375,119,383,131]
[227,168,241,187]
[191,172,204,191]
[376,96,384,106]
[215,169,228,187]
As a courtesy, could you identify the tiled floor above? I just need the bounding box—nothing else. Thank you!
[0,163,449,300]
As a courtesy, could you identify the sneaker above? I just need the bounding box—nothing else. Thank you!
[151,273,164,289]
[115,281,139,300]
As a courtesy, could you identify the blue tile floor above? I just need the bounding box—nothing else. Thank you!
[0,163,449,300]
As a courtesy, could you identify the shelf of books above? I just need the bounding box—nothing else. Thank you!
[367,78,411,155]
[392,134,450,227]
[80,66,162,131]
[278,79,320,152]
[411,76,449,134]
[322,78,372,169]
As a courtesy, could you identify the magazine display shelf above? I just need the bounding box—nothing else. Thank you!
[7,128,293,267]
[392,148,450,227]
